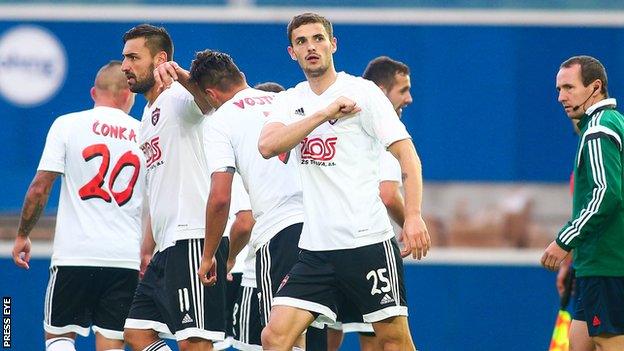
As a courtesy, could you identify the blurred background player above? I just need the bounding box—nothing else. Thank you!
[327,55,414,351]
[120,24,229,351]
[258,12,430,350]
[12,60,143,351]
[542,55,624,351]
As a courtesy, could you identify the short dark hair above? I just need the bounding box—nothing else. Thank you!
[560,55,608,97]
[363,56,410,90]
[254,82,285,93]
[287,12,333,44]
[189,49,244,91]
[123,24,173,61]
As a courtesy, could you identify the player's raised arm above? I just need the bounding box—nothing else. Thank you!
[258,96,360,159]
[12,171,59,269]
[387,139,430,259]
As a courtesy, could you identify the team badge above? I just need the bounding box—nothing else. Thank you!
[151,108,160,126]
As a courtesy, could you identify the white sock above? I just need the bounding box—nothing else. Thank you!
[292,347,305,351]
[45,337,76,351]
[141,340,172,351]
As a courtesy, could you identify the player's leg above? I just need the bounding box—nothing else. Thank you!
[44,266,95,350]
[305,324,327,351]
[124,251,173,350]
[261,305,315,350]
[169,238,229,350]
[358,332,379,351]
[569,319,595,351]
[592,335,624,351]
[326,326,344,351]
[337,238,414,350]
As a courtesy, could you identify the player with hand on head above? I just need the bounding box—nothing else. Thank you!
[12,60,143,351]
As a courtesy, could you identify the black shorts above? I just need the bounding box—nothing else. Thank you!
[328,296,375,334]
[274,238,407,326]
[573,276,624,336]
[43,265,138,340]
[125,238,229,341]
[225,272,243,338]
[232,285,262,350]
[255,222,303,326]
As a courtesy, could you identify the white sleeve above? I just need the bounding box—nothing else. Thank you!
[379,148,402,184]
[205,117,236,174]
[37,117,67,173]
[230,173,251,214]
[265,91,292,126]
[361,83,411,148]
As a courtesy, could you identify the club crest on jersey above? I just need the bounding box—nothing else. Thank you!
[151,108,160,126]
[328,119,338,125]
[278,150,290,164]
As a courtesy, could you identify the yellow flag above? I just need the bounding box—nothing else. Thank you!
[549,310,571,351]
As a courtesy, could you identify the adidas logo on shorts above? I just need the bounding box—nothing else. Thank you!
[380,293,395,305]
[182,313,194,324]
[295,107,305,116]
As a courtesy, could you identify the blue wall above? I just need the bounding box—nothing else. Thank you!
[3,21,623,211]
[1,258,559,350]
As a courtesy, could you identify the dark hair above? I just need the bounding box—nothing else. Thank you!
[287,12,333,44]
[560,55,608,97]
[363,56,410,90]
[254,82,285,93]
[189,49,244,91]
[123,24,173,61]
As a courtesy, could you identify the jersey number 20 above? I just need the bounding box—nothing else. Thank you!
[78,143,140,206]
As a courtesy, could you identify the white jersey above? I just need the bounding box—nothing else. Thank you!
[205,88,304,252]
[380,149,402,184]
[139,82,210,251]
[38,106,144,269]
[268,72,411,251]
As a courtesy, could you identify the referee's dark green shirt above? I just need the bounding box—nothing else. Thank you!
[556,98,624,277]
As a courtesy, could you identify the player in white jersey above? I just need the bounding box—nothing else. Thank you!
[119,24,234,351]
[258,13,430,351]
[327,56,415,351]
[12,61,143,351]
[154,51,327,350]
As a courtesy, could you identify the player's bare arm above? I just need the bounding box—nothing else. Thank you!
[379,181,405,226]
[153,61,214,114]
[387,139,430,259]
[227,210,254,273]
[198,170,234,286]
[13,170,59,269]
[258,96,360,158]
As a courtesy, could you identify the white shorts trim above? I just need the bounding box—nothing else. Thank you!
[174,327,225,342]
[231,339,263,351]
[272,297,337,325]
[123,318,173,337]
[342,322,375,333]
[363,306,408,323]
[92,325,123,340]
[213,337,232,350]
[44,322,90,337]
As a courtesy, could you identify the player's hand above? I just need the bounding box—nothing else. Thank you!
[541,241,569,272]
[400,216,430,259]
[154,61,190,92]
[323,96,361,121]
[12,235,32,269]
[198,256,217,286]
[139,253,152,280]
